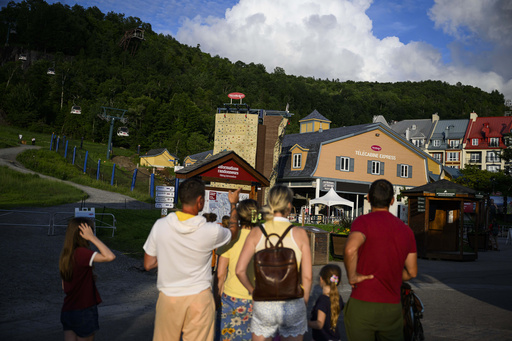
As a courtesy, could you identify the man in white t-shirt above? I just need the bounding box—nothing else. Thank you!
[144,177,241,341]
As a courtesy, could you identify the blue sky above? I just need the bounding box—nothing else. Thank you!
[3,0,511,102]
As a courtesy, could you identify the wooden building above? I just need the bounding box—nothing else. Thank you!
[403,180,484,261]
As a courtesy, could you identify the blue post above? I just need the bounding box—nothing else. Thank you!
[56,137,60,152]
[64,140,69,158]
[150,174,155,198]
[131,169,138,191]
[97,160,101,180]
[50,133,54,150]
[83,151,88,174]
[110,164,116,186]
[72,147,76,165]
[175,178,179,201]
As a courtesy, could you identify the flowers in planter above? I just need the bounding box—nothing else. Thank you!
[331,217,353,235]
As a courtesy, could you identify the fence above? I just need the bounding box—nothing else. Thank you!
[49,134,161,197]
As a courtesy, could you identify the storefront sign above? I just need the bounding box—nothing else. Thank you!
[321,180,335,191]
[202,160,257,182]
[355,150,396,160]
[436,189,456,197]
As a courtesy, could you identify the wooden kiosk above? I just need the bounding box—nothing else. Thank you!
[175,150,270,202]
[403,180,484,261]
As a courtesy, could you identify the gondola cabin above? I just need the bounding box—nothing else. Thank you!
[117,127,129,137]
[47,68,55,75]
[70,106,82,115]
[18,54,27,61]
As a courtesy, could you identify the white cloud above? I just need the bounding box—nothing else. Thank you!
[177,0,512,101]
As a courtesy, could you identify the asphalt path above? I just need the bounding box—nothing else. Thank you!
[1,145,512,340]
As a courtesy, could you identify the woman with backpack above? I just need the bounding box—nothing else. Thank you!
[59,217,116,340]
[236,185,313,341]
[216,199,260,341]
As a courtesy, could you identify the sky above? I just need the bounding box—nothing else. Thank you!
[3,0,512,103]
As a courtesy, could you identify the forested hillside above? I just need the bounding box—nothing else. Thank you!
[0,0,506,160]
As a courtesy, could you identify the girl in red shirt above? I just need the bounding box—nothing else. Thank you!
[59,218,116,340]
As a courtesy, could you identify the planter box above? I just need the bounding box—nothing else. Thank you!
[467,233,489,251]
[330,234,348,260]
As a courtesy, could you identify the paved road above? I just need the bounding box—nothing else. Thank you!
[1,145,512,340]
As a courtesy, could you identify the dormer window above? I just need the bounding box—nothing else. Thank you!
[489,137,499,147]
[449,140,460,148]
[432,140,441,147]
[472,138,479,146]
[293,153,302,169]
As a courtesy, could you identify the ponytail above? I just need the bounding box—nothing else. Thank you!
[319,264,342,331]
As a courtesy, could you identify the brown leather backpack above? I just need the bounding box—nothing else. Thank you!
[252,224,304,301]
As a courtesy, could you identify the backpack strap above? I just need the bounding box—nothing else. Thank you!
[259,224,295,248]
[276,224,295,245]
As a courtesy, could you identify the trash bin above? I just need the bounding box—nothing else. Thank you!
[300,226,330,265]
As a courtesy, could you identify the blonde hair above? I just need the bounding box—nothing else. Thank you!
[261,185,294,221]
[237,199,260,227]
[319,264,342,331]
[59,217,92,282]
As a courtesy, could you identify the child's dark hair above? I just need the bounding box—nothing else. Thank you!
[319,264,342,331]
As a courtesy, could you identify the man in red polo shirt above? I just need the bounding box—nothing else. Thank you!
[344,179,418,341]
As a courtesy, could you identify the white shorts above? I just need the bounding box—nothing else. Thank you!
[251,298,307,338]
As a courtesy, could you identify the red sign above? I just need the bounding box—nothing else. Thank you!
[228,92,245,100]
[209,192,217,201]
[371,145,382,151]
[202,160,257,182]
[464,202,475,213]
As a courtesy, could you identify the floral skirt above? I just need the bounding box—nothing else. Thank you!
[219,293,253,341]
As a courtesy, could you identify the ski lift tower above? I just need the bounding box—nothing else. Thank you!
[98,106,128,160]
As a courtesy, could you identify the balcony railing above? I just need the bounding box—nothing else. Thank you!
[468,158,482,163]
[486,157,501,163]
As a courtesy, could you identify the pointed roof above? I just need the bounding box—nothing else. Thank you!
[310,187,354,208]
[402,179,476,196]
[144,148,178,159]
[299,109,331,123]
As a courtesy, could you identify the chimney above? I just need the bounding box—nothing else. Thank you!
[470,111,478,122]
[432,112,439,122]
[405,128,410,140]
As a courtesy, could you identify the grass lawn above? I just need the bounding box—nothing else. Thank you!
[0,166,86,208]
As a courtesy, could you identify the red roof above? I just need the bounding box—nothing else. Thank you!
[464,116,512,149]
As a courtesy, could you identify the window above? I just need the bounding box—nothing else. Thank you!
[367,160,384,175]
[447,152,459,161]
[432,153,443,162]
[412,139,423,147]
[472,138,479,146]
[487,165,500,172]
[469,152,481,163]
[449,140,460,148]
[336,156,354,172]
[487,151,500,163]
[432,140,441,147]
[489,137,500,147]
[397,164,412,178]
[292,153,301,169]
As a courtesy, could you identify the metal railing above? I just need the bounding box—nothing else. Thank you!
[0,209,116,236]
